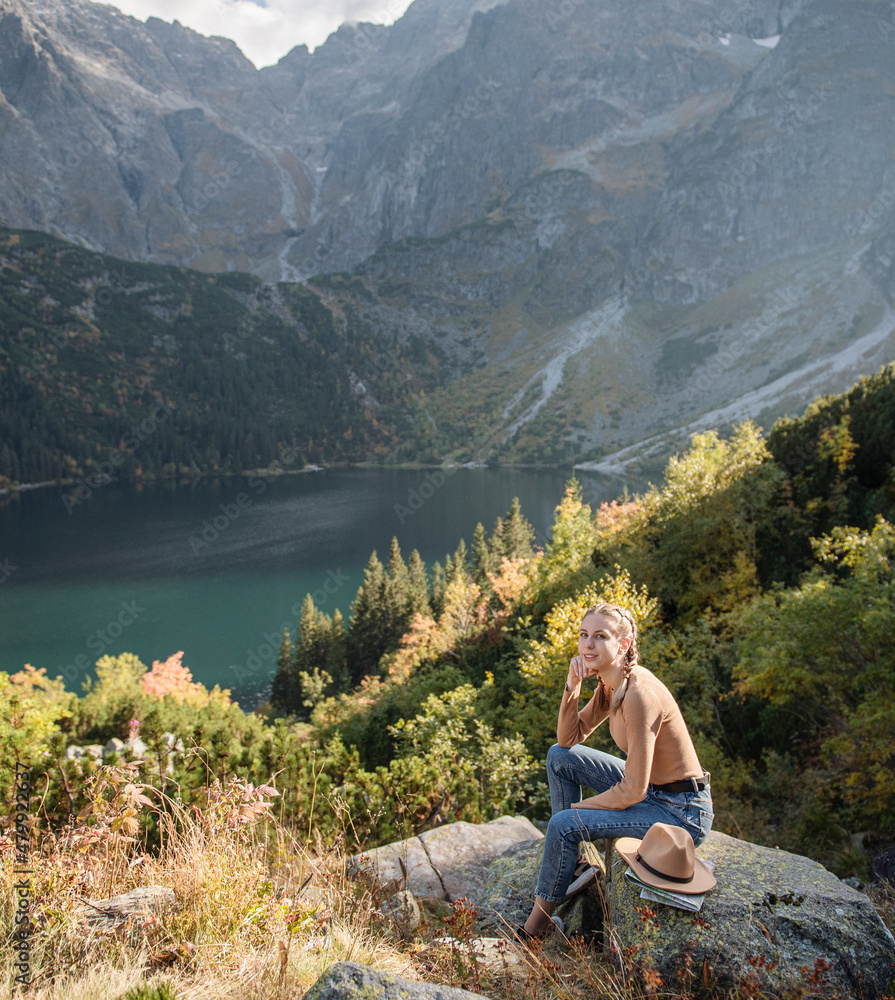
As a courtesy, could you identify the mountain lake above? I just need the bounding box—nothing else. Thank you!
[0,466,643,706]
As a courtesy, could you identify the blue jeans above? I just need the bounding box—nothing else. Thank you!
[536,743,714,903]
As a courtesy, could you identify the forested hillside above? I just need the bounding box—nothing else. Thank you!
[0,228,447,486]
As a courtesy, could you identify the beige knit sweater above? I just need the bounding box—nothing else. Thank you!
[557,665,704,810]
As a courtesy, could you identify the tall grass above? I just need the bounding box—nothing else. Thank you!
[3,764,893,1000]
[2,767,414,1000]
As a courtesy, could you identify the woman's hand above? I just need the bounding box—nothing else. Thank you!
[567,654,587,690]
[567,655,602,690]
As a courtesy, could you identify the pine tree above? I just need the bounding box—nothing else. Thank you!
[430,560,446,617]
[293,596,333,719]
[346,551,388,682]
[327,608,349,692]
[407,549,431,617]
[452,538,469,580]
[490,516,507,564]
[270,627,297,713]
[471,522,492,586]
[384,537,411,623]
[502,497,536,559]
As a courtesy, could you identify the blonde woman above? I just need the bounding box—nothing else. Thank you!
[517,603,713,940]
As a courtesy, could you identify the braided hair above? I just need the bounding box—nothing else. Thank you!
[583,603,640,709]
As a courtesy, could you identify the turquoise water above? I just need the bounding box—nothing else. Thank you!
[0,467,639,703]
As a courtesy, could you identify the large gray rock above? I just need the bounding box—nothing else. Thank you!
[475,837,606,943]
[302,961,487,1000]
[418,816,543,902]
[475,838,544,934]
[350,816,542,902]
[607,831,895,999]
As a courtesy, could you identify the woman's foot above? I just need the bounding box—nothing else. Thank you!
[511,915,567,945]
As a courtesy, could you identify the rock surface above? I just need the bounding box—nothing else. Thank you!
[607,830,895,999]
[302,961,487,1000]
[76,885,176,931]
[474,836,607,943]
[351,816,542,902]
[425,937,527,979]
[2,0,895,468]
[379,890,423,939]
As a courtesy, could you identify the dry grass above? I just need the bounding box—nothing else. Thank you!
[4,766,893,1000]
[2,769,417,1000]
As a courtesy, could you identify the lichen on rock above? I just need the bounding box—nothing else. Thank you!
[607,830,895,999]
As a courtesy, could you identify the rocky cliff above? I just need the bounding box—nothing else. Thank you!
[1,0,893,465]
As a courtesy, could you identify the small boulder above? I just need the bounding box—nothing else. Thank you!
[302,961,488,1000]
[127,737,149,758]
[425,937,527,979]
[379,889,422,938]
[77,885,176,932]
[103,738,125,758]
[419,816,543,902]
[607,830,895,999]
[350,816,542,903]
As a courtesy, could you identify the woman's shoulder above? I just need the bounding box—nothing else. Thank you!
[623,666,672,710]
[632,664,671,690]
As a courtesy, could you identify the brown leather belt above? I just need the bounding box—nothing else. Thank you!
[653,776,707,793]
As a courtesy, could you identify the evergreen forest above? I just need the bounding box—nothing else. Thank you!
[0,228,449,488]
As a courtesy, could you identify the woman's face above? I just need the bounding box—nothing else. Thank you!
[578,612,628,682]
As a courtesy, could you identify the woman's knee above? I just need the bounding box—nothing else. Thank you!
[546,809,587,843]
[546,743,570,772]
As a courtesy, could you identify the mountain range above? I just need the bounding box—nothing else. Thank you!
[1,0,894,473]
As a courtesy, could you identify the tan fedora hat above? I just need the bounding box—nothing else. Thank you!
[615,823,716,895]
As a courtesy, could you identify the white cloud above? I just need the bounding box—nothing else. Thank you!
[98,0,414,67]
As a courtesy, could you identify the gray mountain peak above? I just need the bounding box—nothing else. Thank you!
[2,0,894,465]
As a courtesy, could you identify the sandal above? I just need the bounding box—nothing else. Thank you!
[510,915,568,945]
[563,865,598,901]
[550,915,569,941]
[510,923,542,943]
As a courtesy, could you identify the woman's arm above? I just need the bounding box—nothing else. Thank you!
[557,657,611,747]
[573,686,660,808]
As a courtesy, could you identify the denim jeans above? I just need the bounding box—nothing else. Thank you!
[536,743,714,903]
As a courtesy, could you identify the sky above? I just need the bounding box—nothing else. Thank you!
[101,0,416,67]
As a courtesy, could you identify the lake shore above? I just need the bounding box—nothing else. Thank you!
[0,457,617,498]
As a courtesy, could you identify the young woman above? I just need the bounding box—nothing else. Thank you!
[518,603,713,939]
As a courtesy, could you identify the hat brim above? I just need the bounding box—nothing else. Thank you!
[615,836,716,895]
